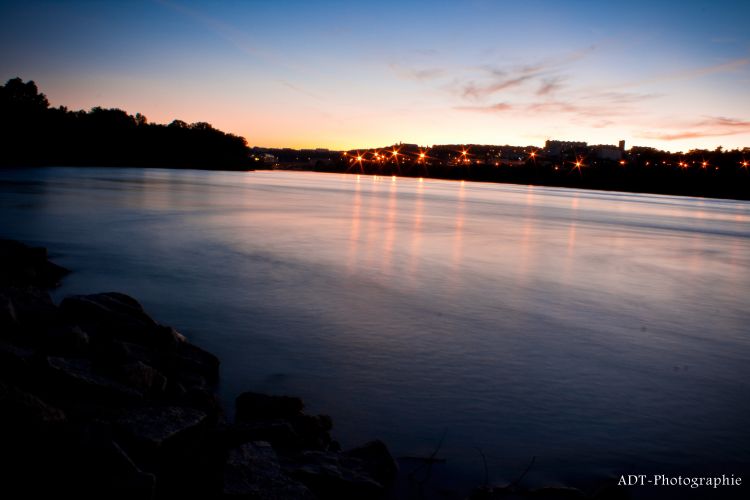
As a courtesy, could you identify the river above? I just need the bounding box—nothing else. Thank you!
[1,167,748,497]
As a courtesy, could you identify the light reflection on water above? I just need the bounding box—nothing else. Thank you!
[1,168,749,493]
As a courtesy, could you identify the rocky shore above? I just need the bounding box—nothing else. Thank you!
[0,238,397,499]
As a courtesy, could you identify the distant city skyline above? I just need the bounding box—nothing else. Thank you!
[2,0,749,152]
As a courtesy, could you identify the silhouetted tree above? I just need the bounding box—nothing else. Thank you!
[0,77,252,170]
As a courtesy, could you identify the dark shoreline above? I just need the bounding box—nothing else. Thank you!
[265,165,750,202]
[0,238,398,499]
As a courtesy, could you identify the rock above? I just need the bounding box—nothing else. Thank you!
[0,291,19,332]
[223,441,314,499]
[60,292,160,346]
[41,423,156,500]
[1,285,59,337]
[0,238,398,500]
[289,414,333,450]
[0,239,69,288]
[0,381,66,427]
[221,420,300,450]
[235,392,304,422]
[178,386,222,417]
[345,439,398,484]
[101,440,157,500]
[118,361,168,397]
[114,405,208,450]
[46,356,143,402]
[43,325,90,356]
[157,325,187,345]
[90,338,133,369]
[165,341,219,382]
[283,450,386,499]
[0,340,37,383]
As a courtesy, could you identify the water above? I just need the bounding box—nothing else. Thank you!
[1,167,749,496]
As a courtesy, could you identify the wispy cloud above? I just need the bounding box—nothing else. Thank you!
[462,73,537,99]
[389,63,446,81]
[536,77,565,96]
[454,102,514,112]
[456,45,595,100]
[639,116,750,140]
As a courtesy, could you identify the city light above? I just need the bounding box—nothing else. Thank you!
[572,158,584,174]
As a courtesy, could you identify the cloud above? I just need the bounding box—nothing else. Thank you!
[462,73,537,98]
[457,45,595,100]
[455,102,514,112]
[639,116,750,140]
[536,77,565,96]
[581,91,658,104]
[527,100,581,114]
[389,63,446,81]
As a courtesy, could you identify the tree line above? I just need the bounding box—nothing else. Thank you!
[0,78,252,169]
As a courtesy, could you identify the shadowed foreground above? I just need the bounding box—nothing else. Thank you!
[0,238,397,499]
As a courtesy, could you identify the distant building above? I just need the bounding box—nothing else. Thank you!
[591,145,622,161]
[544,140,587,157]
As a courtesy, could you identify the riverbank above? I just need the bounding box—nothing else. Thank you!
[0,238,398,499]
[265,164,750,202]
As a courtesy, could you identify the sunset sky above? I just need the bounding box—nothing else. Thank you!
[2,0,749,151]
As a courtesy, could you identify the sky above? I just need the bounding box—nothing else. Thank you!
[1,0,749,151]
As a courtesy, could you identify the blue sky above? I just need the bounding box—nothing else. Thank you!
[2,0,749,150]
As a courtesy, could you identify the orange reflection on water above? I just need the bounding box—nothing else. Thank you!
[346,175,362,273]
[451,180,466,271]
[516,186,537,287]
[408,179,425,281]
[381,177,398,273]
[363,177,383,269]
[561,194,579,284]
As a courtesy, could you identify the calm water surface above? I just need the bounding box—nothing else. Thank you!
[1,168,748,495]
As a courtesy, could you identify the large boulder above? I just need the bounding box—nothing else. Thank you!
[344,440,398,485]
[223,441,314,499]
[0,286,60,339]
[60,292,184,350]
[114,405,209,451]
[0,340,38,385]
[117,361,168,397]
[46,356,143,403]
[0,239,69,288]
[42,325,90,357]
[163,340,220,383]
[0,381,66,427]
[283,450,387,499]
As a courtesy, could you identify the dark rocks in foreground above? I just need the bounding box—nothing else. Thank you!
[0,239,397,499]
